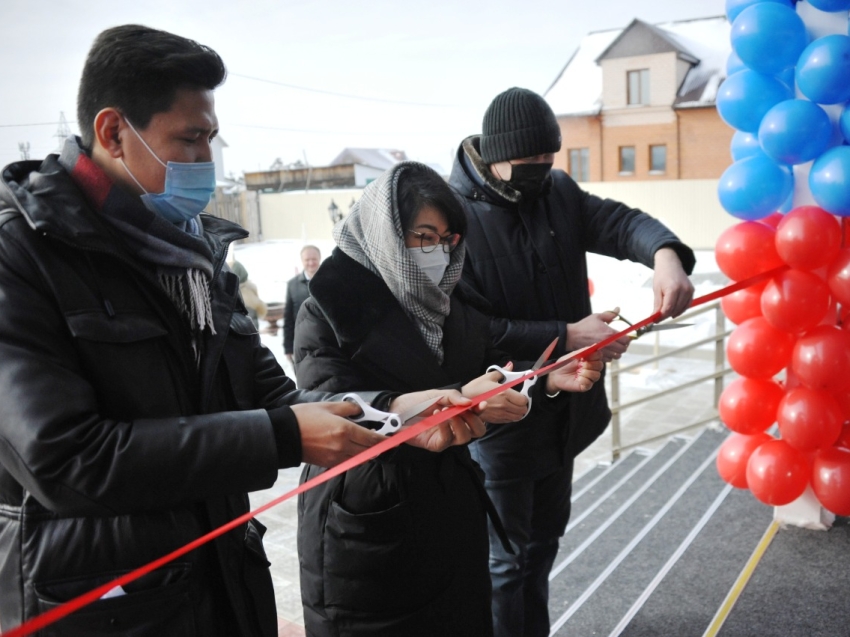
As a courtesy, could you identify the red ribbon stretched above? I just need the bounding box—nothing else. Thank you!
[1,264,787,637]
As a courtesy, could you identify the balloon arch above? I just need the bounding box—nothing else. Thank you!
[715,0,850,522]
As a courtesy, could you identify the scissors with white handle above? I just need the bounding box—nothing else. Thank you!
[342,394,444,435]
[484,337,560,420]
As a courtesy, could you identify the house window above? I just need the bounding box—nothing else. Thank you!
[650,145,667,173]
[568,148,589,182]
[627,69,650,105]
[619,146,635,174]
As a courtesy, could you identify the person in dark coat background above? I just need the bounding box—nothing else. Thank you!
[448,87,697,637]
[0,26,482,637]
[284,244,321,364]
[293,161,603,637]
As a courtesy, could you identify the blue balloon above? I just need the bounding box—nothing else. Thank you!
[840,104,850,143]
[731,3,808,75]
[731,131,764,160]
[726,0,794,23]
[758,99,833,165]
[807,0,850,10]
[718,155,794,219]
[810,146,850,216]
[796,35,850,105]
[777,67,795,91]
[726,50,746,76]
[717,69,794,132]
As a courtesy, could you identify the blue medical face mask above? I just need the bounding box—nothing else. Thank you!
[120,119,216,223]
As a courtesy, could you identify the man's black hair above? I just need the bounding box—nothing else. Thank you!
[77,24,226,148]
[397,164,467,238]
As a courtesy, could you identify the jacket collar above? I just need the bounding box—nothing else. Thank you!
[0,155,247,272]
[309,248,454,389]
[449,136,522,206]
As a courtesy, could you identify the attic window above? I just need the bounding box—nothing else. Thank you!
[627,69,650,106]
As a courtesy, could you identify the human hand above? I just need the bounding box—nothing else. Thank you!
[545,349,604,394]
[389,390,486,452]
[566,307,631,362]
[293,401,386,468]
[653,248,694,319]
[461,362,530,423]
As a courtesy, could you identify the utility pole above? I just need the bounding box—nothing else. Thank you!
[53,111,72,151]
[18,142,31,160]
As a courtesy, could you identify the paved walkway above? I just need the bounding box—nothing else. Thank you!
[251,326,727,634]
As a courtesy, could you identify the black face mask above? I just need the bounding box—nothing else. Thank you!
[508,162,553,200]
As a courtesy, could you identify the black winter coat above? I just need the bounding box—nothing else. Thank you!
[449,137,696,475]
[283,271,310,355]
[294,249,553,637]
[0,157,374,636]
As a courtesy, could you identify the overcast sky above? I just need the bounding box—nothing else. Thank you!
[0,0,727,175]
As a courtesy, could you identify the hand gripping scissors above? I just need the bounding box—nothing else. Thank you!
[484,337,560,420]
[341,394,445,435]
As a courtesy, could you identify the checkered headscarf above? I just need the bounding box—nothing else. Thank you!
[333,161,465,364]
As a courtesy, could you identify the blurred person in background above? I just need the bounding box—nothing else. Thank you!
[284,244,321,364]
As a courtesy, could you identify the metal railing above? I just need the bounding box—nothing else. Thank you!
[608,301,735,460]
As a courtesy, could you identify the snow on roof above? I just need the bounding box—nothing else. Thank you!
[545,28,622,117]
[545,16,730,116]
[329,148,407,170]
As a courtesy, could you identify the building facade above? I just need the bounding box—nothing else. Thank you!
[547,17,733,183]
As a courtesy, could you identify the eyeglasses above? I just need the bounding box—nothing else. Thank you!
[406,229,462,253]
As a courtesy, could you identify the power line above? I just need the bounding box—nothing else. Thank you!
[0,121,76,128]
[228,122,464,136]
[228,72,465,109]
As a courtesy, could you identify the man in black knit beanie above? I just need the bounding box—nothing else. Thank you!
[449,86,696,637]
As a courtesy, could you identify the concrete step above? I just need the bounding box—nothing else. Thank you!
[548,427,729,635]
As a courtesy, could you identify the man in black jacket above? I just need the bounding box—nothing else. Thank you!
[284,244,321,364]
[448,87,696,637]
[0,25,481,636]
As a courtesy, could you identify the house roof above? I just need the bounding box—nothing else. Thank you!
[545,15,730,116]
[329,148,407,170]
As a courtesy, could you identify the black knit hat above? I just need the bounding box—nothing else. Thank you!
[480,87,562,164]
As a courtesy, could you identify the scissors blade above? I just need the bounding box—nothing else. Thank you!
[532,337,560,371]
[639,323,693,335]
[398,396,444,425]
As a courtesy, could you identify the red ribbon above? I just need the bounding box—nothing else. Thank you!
[1,264,787,637]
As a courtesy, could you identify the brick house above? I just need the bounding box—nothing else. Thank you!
[546,16,733,183]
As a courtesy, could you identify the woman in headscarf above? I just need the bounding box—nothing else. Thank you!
[294,162,602,636]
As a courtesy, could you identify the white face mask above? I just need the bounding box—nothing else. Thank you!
[407,247,450,285]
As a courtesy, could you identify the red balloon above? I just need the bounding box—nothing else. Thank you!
[727,317,795,379]
[812,446,850,516]
[775,206,841,271]
[777,387,843,451]
[791,325,850,392]
[827,248,850,307]
[721,281,766,325]
[835,420,850,450]
[588,278,594,297]
[746,439,810,506]
[760,212,785,229]
[719,377,784,434]
[760,269,831,333]
[717,432,774,489]
[715,222,784,282]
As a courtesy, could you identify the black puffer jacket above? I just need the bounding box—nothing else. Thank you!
[0,157,378,636]
[294,249,561,637]
[449,137,695,474]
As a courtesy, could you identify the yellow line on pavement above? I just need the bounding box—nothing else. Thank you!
[702,520,780,637]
